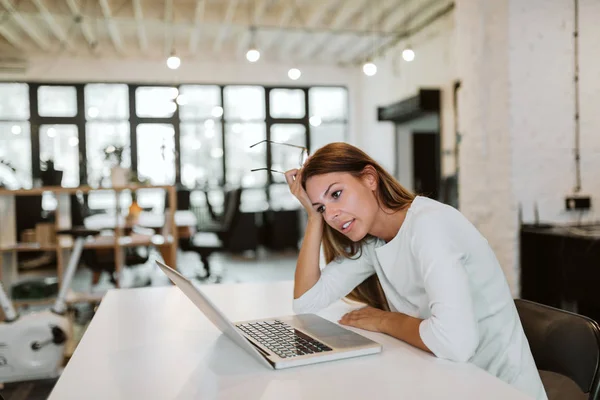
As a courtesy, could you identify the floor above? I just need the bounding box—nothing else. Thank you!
[0,247,298,400]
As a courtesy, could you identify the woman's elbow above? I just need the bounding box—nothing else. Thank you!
[446,327,479,362]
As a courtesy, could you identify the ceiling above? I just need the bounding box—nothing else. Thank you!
[0,0,453,66]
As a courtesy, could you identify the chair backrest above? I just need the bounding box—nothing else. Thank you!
[221,187,242,230]
[515,299,600,397]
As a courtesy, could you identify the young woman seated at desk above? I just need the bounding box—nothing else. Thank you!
[286,143,547,400]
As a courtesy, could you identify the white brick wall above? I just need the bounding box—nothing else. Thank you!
[458,0,600,295]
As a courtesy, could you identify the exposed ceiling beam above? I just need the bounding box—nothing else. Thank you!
[32,0,74,51]
[189,0,205,54]
[296,0,370,60]
[0,23,24,50]
[65,0,96,49]
[213,0,239,52]
[347,0,455,65]
[279,0,341,58]
[328,0,406,62]
[0,0,50,50]
[98,0,123,53]
[132,0,149,53]
[260,0,302,54]
[235,0,269,57]
[164,0,173,55]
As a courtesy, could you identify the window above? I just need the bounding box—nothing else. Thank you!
[179,85,224,187]
[86,122,130,187]
[224,86,265,120]
[0,122,31,189]
[0,83,31,189]
[309,87,348,121]
[38,86,78,117]
[270,124,306,183]
[135,87,178,118]
[180,122,223,187]
[39,124,80,187]
[136,124,176,185]
[0,83,29,119]
[85,84,129,120]
[225,122,266,187]
[269,89,305,119]
[308,87,348,152]
[85,84,130,187]
[178,85,221,120]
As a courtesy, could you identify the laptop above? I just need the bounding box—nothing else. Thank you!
[156,261,382,370]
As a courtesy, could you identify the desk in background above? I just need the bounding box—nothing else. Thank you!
[520,223,600,321]
[48,281,531,400]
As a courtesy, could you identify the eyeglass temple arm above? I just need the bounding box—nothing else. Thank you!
[250,168,286,174]
[249,140,307,151]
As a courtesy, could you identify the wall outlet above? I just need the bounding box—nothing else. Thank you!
[565,196,591,211]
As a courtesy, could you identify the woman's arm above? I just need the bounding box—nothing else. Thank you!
[294,215,324,299]
[339,307,432,354]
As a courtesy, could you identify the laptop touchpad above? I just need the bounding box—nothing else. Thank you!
[287,314,376,349]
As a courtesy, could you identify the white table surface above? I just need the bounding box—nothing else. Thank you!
[48,281,532,400]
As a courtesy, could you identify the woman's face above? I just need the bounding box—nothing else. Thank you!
[305,171,379,241]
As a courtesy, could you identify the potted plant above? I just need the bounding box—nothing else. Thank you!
[103,144,129,187]
[40,158,63,187]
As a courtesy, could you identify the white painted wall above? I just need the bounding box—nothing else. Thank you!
[357,10,456,178]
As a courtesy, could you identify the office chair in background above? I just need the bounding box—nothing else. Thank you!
[515,299,600,400]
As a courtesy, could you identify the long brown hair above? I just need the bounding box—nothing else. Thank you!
[301,142,414,311]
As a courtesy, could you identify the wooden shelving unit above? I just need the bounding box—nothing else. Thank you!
[0,184,178,302]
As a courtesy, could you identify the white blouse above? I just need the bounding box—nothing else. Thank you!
[293,196,546,400]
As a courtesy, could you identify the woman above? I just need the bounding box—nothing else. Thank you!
[285,142,546,400]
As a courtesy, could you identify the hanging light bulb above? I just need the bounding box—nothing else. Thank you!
[402,47,415,62]
[246,27,260,63]
[288,68,301,80]
[363,60,377,76]
[246,48,260,63]
[167,50,181,69]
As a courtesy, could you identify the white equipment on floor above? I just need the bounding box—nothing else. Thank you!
[0,228,99,384]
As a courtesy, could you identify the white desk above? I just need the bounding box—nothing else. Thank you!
[49,281,532,400]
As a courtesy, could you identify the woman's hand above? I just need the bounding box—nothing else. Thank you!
[285,168,320,219]
[339,306,388,332]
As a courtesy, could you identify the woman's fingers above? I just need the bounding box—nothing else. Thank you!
[284,169,299,187]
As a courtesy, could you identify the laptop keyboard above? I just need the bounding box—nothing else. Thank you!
[237,320,333,359]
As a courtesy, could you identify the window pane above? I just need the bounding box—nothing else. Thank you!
[39,124,80,187]
[224,86,265,120]
[38,86,77,117]
[85,84,129,120]
[310,123,347,153]
[241,188,268,212]
[86,122,130,187]
[309,87,348,121]
[269,183,299,210]
[136,87,178,118]
[180,122,223,187]
[179,85,221,120]
[269,89,305,119]
[0,122,31,189]
[136,124,176,184]
[0,83,29,119]
[225,122,266,187]
[270,124,306,183]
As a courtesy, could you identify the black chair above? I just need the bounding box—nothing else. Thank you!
[515,299,600,400]
[187,187,243,282]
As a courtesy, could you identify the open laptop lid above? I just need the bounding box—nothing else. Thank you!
[156,261,272,368]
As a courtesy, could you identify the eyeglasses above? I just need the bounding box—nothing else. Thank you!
[249,139,309,174]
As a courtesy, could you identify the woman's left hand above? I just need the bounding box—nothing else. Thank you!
[339,306,388,332]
